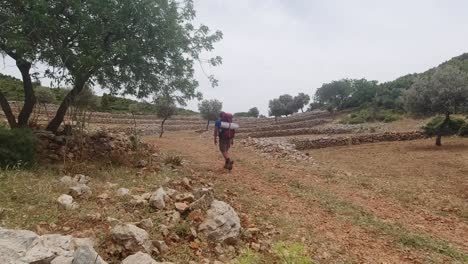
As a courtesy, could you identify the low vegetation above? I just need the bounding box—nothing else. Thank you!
[0,126,36,168]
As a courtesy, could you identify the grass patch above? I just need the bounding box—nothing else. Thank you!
[236,248,261,264]
[340,109,401,124]
[273,242,314,264]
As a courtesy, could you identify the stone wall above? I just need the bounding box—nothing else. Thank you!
[237,127,352,139]
[291,131,426,150]
[237,119,330,133]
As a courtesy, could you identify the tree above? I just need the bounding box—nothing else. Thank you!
[404,65,468,145]
[315,80,353,111]
[155,96,177,138]
[199,99,222,130]
[293,93,310,112]
[0,0,48,128]
[248,107,260,118]
[268,94,297,119]
[7,0,222,133]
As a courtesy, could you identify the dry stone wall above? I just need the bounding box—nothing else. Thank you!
[238,127,352,139]
[291,131,426,150]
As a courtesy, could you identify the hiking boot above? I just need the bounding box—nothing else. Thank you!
[224,159,230,169]
[227,160,234,171]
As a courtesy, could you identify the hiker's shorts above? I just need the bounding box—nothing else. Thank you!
[219,138,231,153]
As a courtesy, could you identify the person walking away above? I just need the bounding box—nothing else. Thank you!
[214,112,236,170]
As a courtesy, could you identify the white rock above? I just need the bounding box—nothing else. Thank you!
[69,184,92,199]
[59,176,76,187]
[51,255,73,264]
[117,188,130,197]
[199,200,241,244]
[57,194,79,210]
[136,219,153,231]
[72,245,107,264]
[131,195,148,206]
[73,174,90,184]
[149,187,166,210]
[111,223,153,253]
[0,228,39,263]
[121,251,158,264]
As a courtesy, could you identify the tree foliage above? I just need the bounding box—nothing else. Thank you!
[235,107,259,118]
[1,0,222,132]
[198,99,222,129]
[155,96,177,138]
[293,93,310,112]
[404,65,468,116]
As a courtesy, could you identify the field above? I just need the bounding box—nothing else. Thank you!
[1,110,468,263]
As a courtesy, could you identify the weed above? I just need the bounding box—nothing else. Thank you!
[236,248,260,264]
[173,221,191,238]
[164,155,183,167]
[273,242,314,264]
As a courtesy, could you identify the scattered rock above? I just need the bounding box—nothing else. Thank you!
[69,184,92,199]
[111,223,153,253]
[149,187,167,210]
[136,219,154,231]
[153,240,169,255]
[189,189,215,211]
[97,193,110,200]
[57,194,79,210]
[59,176,75,187]
[131,195,148,207]
[175,193,195,203]
[175,202,189,213]
[72,245,107,264]
[122,251,174,264]
[117,188,130,197]
[199,200,241,244]
[182,177,191,189]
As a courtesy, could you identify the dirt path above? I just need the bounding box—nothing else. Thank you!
[147,132,468,264]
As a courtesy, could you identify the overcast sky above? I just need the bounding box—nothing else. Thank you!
[2,0,468,115]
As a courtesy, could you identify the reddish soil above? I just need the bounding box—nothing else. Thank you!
[148,132,468,263]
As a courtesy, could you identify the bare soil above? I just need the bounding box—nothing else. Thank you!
[148,132,468,263]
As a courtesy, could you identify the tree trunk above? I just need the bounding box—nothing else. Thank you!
[159,118,167,138]
[0,91,17,128]
[16,61,36,127]
[43,103,49,121]
[436,134,442,146]
[206,120,210,131]
[47,80,87,133]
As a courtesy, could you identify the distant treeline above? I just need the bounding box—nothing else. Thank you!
[0,73,198,116]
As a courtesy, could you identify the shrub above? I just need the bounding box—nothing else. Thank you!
[273,242,313,264]
[458,122,468,137]
[0,127,36,168]
[422,116,465,137]
[341,109,400,124]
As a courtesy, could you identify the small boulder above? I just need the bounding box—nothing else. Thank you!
[117,188,130,197]
[72,245,107,264]
[122,251,173,264]
[69,184,92,199]
[59,176,76,187]
[153,240,169,255]
[111,223,153,253]
[199,200,241,244]
[57,194,79,210]
[174,202,189,213]
[149,187,166,210]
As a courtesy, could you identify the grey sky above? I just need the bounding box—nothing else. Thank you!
[2,0,468,115]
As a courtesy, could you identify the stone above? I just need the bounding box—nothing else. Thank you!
[160,225,170,237]
[69,184,92,199]
[117,188,130,197]
[141,193,152,200]
[111,223,153,253]
[189,189,215,212]
[153,240,169,255]
[97,193,110,199]
[131,195,148,207]
[182,177,191,188]
[59,176,76,187]
[72,245,107,264]
[136,219,153,231]
[70,237,95,250]
[73,174,90,184]
[175,193,195,203]
[174,202,189,213]
[51,255,73,264]
[149,187,166,210]
[165,188,178,198]
[199,200,241,244]
[57,194,79,210]
[0,228,39,263]
[121,251,176,264]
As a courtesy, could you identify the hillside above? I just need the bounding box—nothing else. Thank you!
[0,73,198,116]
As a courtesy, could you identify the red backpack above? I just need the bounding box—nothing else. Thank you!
[219,112,236,139]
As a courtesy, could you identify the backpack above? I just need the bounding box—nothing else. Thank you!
[219,112,236,139]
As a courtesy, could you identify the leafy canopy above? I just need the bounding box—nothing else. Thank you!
[198,99,222,121]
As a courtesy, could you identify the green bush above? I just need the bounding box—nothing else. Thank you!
[422,116,465,137]
[341,109,400,124]
[0,127,36,168]
[458,122,468,137]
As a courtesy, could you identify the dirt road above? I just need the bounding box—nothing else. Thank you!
[148,132,468,264]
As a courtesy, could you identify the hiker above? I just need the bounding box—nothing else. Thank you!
[214,112,237,170]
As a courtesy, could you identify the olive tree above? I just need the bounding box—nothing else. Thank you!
[404,65,468,145]
[198,99,222,130]
[293,93,310,113]
[248,107,260,118]
[155,96,177,138]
